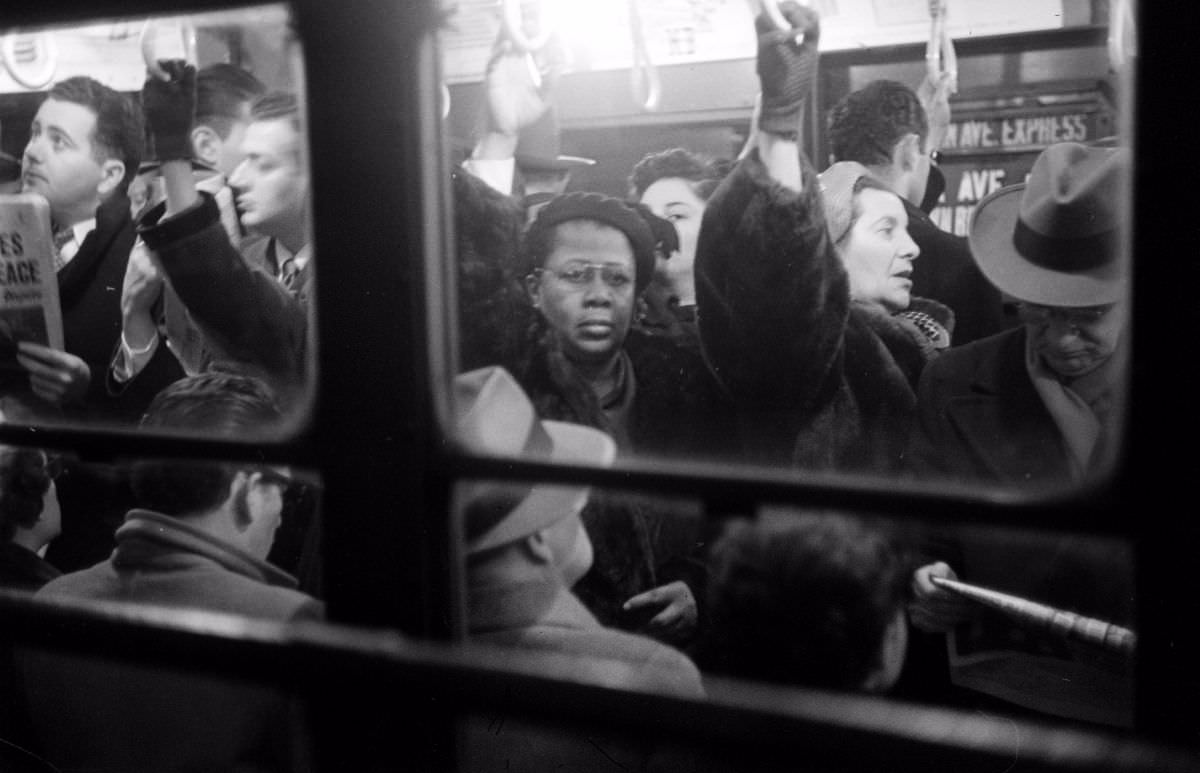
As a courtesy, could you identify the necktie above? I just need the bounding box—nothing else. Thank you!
[52,227,75,271]
[279,257,300,294]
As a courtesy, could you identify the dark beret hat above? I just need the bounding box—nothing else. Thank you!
[526,192,657,293]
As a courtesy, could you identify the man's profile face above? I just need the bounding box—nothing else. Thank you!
[1021,301,1126,379]
[22,98,107,221]
[228,118,308,237]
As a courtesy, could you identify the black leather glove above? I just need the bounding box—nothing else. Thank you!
[142,59,196,163]
[755,1,821,136]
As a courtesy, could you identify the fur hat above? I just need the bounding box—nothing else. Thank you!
[454,366,615,554]
[968,142,1128,307]
[525,191,658,293]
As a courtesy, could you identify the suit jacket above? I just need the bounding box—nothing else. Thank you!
[907,326,1072,486]
[22,510,322,773]
[0,194,183,425]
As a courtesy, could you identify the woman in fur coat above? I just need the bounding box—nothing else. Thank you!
[695,1,951,474]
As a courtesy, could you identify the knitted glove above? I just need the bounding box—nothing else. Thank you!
[755,1,821,136]
[142,59,196,163]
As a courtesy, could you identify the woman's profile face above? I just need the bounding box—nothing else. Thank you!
[841,187,920,312]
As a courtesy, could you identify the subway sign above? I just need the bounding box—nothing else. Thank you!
[940,109,1112,155]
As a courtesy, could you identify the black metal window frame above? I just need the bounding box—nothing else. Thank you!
[2,0,1198,770]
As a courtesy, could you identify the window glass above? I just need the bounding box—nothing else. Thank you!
[0,4,313,439]
[454,474,1136,733]
[440,1,1135,499]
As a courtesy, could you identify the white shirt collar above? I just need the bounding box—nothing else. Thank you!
[275,240,312,272]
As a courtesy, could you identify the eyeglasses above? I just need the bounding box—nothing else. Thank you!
[534,263,634,291]
[256,467,297,495]
[1017,303,1117,329]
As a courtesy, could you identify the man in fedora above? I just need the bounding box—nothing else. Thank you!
[901,142,1135,727]
[454,365,704,768]
[906,141,1129,487]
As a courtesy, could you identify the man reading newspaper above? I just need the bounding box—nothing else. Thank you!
[0,76,182,426]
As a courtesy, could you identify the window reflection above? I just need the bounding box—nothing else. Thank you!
[0,4,313,437]
[442,1,1134,498]
[453,456,1137,734]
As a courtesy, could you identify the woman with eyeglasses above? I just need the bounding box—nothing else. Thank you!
[0,447,62,593]
[514,191,736,647]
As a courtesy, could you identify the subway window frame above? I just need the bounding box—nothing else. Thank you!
[1,0,1197,771]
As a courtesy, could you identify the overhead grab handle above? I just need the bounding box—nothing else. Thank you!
[759,0,809,46]
[0,31,59,91]
[628,0,661,112]
[141,18,197,80]
[926,0,958,93]
[501,0,556,53]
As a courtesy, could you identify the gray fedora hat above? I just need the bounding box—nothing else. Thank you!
[968,142,1129,307]
[454,366,615,554]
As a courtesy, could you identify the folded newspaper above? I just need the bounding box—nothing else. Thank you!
[0,193,64,373]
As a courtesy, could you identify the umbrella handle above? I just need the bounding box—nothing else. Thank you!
[141,18,197,81]
[501,0,556,53]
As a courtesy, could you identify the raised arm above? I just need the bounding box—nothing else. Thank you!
[695,1,847,411]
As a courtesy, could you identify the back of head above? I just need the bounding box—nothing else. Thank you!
[132,374,282,517]
[196,63,266,139]
[699,512,908,691]
[828,80,926,167]
[628,147,729,202]
[48,76,143,193]
[0,445,50,543]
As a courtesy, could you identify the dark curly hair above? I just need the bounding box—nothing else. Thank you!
[697,511,909,691]
[827,80,927,166]
[0,447,52,543]
[628,147,731,201]
[132,374,282,517]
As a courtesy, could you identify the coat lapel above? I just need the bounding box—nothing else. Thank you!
[944,329,1072,484]
[56,195,128,311]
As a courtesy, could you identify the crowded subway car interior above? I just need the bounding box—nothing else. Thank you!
[0,0,1197,771]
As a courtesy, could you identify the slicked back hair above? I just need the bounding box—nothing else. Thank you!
[196,63,266,139]
[46,76,143,192]
[132,374,282,518]
[827,80,928,167]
